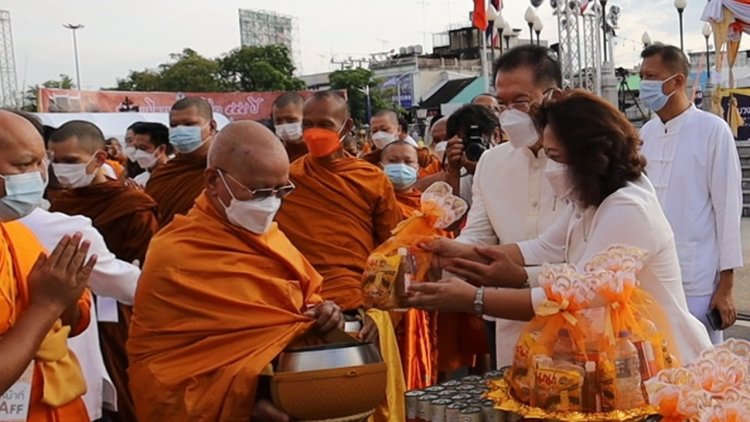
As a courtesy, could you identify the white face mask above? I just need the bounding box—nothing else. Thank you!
[275,122,303,143]
[499,109,539,149]
[544,159,573,200]
[218,170,282,235]
[134,149,160,170]
[123,145,137,162]
[52,156,98,189]
[371,131,398,150]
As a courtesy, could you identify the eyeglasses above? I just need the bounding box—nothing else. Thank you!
[497,100,532,114]
[217,169,296,199]
[542,87,564,105]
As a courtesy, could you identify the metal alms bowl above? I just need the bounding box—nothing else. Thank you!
[276,341,383,373]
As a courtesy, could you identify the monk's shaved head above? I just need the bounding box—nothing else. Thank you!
[208,120,289,189]
[49,120,106,154]
[0,111,47,194]
[305,91,349,122]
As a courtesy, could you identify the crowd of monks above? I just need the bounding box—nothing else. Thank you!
[0,83,505,421]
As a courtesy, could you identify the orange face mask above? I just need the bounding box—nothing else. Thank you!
[303,128,343,157]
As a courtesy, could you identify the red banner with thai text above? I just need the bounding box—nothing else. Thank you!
[37,88,334,121]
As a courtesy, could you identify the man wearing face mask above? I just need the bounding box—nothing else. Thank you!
[128,120,343,422]
[146,97,217,227]
[0,110,96,421]
[365,109,442,178]
[275,91,406,422]
[47,120,159,422]
[131,122,171,188]
[639,43,743,344]
[272,92,308,162]
[436,45,567,370]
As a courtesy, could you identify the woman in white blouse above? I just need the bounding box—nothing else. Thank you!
[406,90,712,364]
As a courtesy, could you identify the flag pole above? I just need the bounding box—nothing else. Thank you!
[481,27,490,93]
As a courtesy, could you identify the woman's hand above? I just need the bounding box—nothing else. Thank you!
[444,246,528,288]
[404,278,476,313]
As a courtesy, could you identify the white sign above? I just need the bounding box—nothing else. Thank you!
[0,363,33,422]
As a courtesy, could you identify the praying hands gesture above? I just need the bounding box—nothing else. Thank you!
[423,238,528,288]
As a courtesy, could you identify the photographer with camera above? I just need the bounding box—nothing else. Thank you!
[441,45,568,370]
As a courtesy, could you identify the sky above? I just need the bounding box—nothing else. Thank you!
[3,0,731,91]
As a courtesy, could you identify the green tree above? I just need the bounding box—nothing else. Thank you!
[218,45,304,91]
[113,48,224,92]
[22,74,75,111]
[329,68,390,124]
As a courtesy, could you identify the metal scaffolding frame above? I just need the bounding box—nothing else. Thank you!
[0,10,18,108]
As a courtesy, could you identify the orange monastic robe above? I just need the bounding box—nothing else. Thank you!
[145,153,206,227]
[393,190,438,390]
[275,154,406,422]
[0,222,90,422]
[128,193,322,421]
[362,147,442,179]
[105,160,126,179]
[50,179,159,422]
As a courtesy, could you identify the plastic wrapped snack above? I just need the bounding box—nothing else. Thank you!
[494,245,678,421]
[362,182,467,309]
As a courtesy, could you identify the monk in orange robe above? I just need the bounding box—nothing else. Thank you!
[0,110,96,421]
[47,120,159,422]
[275,91,405,422]
[146,97,218,227]
[363,110,441,178]
[128,120,343,421]
[272,92,308,163]
[380,141,438,390]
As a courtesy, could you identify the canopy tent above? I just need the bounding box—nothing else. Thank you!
[449,77,491,104]
[33,112,231,141]
[418,77,477,112]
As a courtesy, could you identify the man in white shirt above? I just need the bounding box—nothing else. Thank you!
[21,208,140,420]
[446,45,568,368]
[639,43,743,344]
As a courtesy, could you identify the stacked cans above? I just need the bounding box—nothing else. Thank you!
[405,371,522,422]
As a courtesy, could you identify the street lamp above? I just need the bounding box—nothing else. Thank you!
[642,31,652,48]
[674,0,687,51]
[524,7,536,46]
[487,3,498,65]
[601,0,609,61]
[533,16,544,46]
[63,24,84,91]
[497,16,507,53]
[503,20,513,50]
[702,22,712,80]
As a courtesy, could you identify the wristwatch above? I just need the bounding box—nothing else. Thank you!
[473,286,485,315]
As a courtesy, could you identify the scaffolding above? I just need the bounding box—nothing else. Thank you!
[238,9,301,72]
[0,10,18,108]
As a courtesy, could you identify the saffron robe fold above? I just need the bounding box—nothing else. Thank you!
[0,221,90,422]
[128,194,322,421]
[145,153,207,227]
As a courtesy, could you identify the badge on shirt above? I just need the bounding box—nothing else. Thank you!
[0,362,33,421]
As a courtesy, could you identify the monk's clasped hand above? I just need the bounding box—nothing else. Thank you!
[28,232,97,312]
[405,278,475,313]
[444,245,527,288]
[304,300,343,335]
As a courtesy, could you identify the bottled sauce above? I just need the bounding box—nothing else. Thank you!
[553,328,576,362]
[582,361,602,412]
[613,331,645,410]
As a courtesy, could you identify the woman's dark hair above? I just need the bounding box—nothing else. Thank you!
[536,89,647,208]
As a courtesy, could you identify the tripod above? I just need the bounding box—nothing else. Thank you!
[617,71,647,121]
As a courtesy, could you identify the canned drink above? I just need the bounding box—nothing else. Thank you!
[457,384,476,392]
[469,388,488,397]
[446,402,468,422]
[438,389,458,398]
[505,412,524,422]
[418,394,439,422]
[425,385,446,394]
[430,398,452,422]
[465,399,483,408]
[484,370,504,380]
[481,399,505,422]
[441,380,463,388]
[461,375,483,383]
[405,390,426,422]
[451,393,472,403]
[458,406,483,422]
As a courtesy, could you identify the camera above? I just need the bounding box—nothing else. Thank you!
[463,124,489,162]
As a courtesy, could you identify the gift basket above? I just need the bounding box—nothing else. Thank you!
[362,182,467,310]
[646,338,750,422]
[488,245,679,421]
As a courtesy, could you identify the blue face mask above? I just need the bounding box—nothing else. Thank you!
[169,125,206,154]
[383,163,418,191]
[639,74,678,112]
[0,171,47,221]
